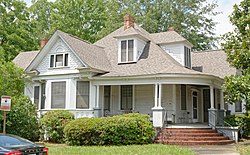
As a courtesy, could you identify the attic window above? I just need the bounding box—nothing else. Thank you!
[50,53,68,68]
[119,39,134,63]
[184,46,191,68]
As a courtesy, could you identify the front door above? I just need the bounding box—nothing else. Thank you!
[192,91,198,122]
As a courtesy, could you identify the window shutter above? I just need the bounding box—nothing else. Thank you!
[50,55,54,67]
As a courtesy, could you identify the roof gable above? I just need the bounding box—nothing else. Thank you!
[26,30,111,73]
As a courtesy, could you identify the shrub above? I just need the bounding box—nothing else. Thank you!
[64,113,155,146]
[0,96,40,141]
[224,114,250,136]
[40,110,74,143]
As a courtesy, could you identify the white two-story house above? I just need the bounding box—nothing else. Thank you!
[13,15,242,128]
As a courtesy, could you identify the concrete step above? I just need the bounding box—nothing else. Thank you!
[159,132,223,137]
[164,129,217,133]
[155,139,235,145]
[156,136,229,141]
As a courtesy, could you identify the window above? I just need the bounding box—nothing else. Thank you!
[51,82,66,109]
[41,83,46,109]
[184,46,191,68]
[104,86,111,111]
[235,100,242,112]
[120,40,134,63]
[34,86,40,110]
[121,85,133,110]
[181,85,187,110]
[76,81,89,109]
[50,53,69,68]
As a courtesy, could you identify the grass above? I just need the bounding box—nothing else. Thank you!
[45,143,195,155]
[236,138,250,155]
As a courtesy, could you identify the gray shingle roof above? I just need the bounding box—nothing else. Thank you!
[113,26,151,41]
[13,51,39,70]
[150,31,187,44]
[94,26,209,77]
[192,50,237,78]
[57,30,111,72]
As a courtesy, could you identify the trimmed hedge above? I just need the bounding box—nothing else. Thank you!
[40,110,74,143]
[224,114,250,136]
[64,113,155,146]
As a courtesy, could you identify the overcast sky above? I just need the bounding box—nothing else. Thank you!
[23,0,241,37]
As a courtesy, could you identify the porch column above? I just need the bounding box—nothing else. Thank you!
[152,83,164,128]
[93,85,101,117]
[208,86,217,128]
[218,89,226,126]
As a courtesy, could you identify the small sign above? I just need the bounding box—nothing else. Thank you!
[1,96,11,111]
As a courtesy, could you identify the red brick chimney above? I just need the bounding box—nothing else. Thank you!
[124,15,135,30]
[168,27,175,31]
[40,38,48,48]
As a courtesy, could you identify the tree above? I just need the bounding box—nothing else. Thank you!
[30,0,218,50]
[222,0,250,115]
[0,0,39,61]
[97,0,219,50]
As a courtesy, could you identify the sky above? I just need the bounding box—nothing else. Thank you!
[23,0,241,37]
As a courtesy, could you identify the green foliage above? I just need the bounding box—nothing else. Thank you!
[64,113,155,146]
[29,0,218,50]
[0,61,25,97]
[0,0,39,61]
[224,114,250,136]
[0,96,39,141]
[222,0,250,114]
[40,110,74,143]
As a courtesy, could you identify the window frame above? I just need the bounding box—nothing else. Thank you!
[119,39,135,63]
[49,53,69,68]
[120,85,134,111]
[184,46,191,68]
[235,100,242,113]
[51,81,66,109]
[76,81,90,109]
[33,85,40,110]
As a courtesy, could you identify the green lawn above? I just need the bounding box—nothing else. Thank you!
[237,143,250,155]
[45,143,195,155]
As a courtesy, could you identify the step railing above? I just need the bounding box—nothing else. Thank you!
[209,110,239,142]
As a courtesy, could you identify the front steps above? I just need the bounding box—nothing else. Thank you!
[155,128,235,145]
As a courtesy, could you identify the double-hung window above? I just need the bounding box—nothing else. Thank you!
[51,81,66,109]
[235,100,242,112]
[120,40,134,63]
[76,81,89,109]
[120,85,133,110]
[184,46,191,68]
[50,53,68,68]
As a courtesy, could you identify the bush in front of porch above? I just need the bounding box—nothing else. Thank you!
[64,113,155,146]
[40,110,75,143]
[224,114,250,137]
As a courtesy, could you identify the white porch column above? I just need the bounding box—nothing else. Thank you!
[218,89,226,126]
[152,83,164,128]
[208,85,217,128]
[154,84,158,108]
[210,86,215,109]
[158,83,162,108]
[93,85,101,117]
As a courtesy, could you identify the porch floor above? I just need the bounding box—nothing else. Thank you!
[166,123,210,128]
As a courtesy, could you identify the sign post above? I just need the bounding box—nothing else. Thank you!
[1,96,11,134]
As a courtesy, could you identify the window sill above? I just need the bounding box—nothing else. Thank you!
[48,66,70,70]
[118,61,137,65]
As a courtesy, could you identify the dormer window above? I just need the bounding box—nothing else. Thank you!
[120,39,134,63]
[50,53,68,68]
[184,46,191,68]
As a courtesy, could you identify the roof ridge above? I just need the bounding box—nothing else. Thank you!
[57,30,104,49]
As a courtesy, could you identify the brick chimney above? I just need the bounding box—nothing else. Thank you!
[40,38,48,48]
[168,27,175,31]
[124,15,135,30]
